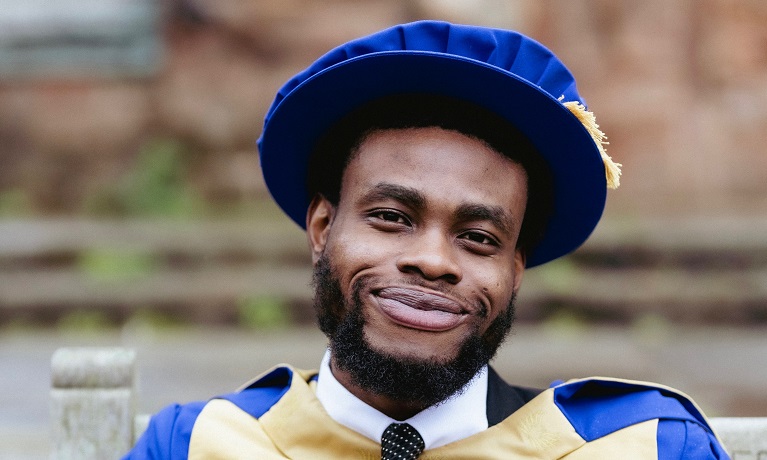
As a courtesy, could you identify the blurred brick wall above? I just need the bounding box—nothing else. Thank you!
[0,0,765,217]
[541,0,767,217]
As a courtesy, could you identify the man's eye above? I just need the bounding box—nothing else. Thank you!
[460,232,497,246]
[373,211,408,224]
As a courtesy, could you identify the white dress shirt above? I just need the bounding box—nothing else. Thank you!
[315,350,489,449]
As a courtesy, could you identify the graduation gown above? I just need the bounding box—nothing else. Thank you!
[124,365,729,459]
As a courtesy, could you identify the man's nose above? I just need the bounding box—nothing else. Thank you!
[396,228,462,284]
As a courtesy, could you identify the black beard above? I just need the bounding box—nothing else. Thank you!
[311,253,516,409]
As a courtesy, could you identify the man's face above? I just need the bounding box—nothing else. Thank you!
[307,127,528,404]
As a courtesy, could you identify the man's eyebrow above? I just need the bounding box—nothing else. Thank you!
[455,203,515,237]
[357,183,427,210]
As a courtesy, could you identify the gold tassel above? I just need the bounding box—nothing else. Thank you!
[560,97,622,189]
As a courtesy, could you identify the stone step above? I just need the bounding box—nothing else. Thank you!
[2,217,767,324]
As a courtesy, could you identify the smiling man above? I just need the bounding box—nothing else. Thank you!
[125,21,729,459]
[309,123,529,422]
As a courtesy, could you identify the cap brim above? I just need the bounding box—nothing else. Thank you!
[258,51,606,267]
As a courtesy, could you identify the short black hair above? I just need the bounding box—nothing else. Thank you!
[307,93,553,255]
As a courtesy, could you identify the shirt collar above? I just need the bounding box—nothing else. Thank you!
[315,349,488,449]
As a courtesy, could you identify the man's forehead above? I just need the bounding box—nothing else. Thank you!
[339,128,528,228]
[344,126,528,179]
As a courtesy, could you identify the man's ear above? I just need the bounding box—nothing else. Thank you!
[306,194,335,264]
[512,248,526,293]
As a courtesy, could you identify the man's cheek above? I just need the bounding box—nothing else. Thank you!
[330,241,391,279]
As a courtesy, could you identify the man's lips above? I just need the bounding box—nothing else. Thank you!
[374,287,468,331]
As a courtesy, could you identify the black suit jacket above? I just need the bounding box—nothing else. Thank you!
[486,367,542,426]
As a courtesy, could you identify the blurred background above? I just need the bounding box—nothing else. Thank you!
[1,0,766,458]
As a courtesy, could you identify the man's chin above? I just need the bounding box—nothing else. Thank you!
[330,311,490,407]
[313,252,515,407]
[363,331,464,366]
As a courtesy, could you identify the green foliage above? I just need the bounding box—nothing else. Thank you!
[85,138,204,217]
[632,313,673,344]
[77,248,157,281]
[57,310,114,332]
[0,189,33,216]
[237,296,290,330]
[124,309,187,331]
[536,258,579,294]
[541,309,590,337]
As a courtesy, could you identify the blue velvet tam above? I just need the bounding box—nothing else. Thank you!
[257,20,615,267]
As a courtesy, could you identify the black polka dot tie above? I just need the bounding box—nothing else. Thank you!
[381,422,425,460]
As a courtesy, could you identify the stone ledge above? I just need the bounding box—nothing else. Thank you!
[51,348,135,389]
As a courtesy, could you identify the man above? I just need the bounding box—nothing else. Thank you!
[125,21,728,459]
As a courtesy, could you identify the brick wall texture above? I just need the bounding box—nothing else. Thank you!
[1,0,765,218]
